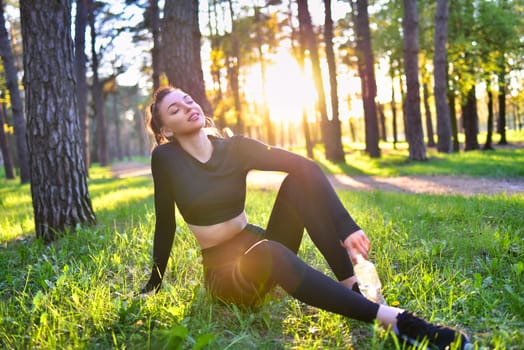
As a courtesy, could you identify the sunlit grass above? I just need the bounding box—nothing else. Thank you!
[0,161,523,349]
[317,129,524,177]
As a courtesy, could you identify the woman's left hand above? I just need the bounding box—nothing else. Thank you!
[341,229,371,263]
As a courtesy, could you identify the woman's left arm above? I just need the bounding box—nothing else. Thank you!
[235,136,362,242]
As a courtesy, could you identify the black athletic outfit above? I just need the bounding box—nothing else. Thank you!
[143,135,379,322]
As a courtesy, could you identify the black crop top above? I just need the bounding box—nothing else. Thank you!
[145,135,360,290]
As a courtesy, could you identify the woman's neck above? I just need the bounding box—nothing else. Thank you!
[177,130,213,163]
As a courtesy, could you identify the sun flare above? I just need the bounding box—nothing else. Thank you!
[244,50,317,123]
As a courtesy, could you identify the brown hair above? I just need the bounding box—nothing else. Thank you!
[145,86,219,146]
[146,86,176,146]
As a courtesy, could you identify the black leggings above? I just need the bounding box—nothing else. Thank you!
[201,174,380,322]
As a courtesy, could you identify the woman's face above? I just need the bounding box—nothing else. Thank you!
[158,90,205,138]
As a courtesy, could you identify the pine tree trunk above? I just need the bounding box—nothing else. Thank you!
[462,85,480,151]
[20,0,96,242]
[423,82,435,147]
[483,79,494,150]
[497,59,507,145]
[297,0,334,161]
[402,0,426,160]
[351,0,380,158]
[0,0,30,183]
[88,1,108,166]
[324,0,345,162]
[433,0,452,153]
[162,0,213,118]
[74,0,90,170]
[389,60,398,149]
[0,104,15,179]
[150,0,161,92]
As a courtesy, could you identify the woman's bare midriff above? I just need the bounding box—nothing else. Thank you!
[188,211,249,249]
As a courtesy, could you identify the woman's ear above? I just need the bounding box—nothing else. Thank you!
[161,127,174,138]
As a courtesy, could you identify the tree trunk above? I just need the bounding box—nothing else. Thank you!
[351,0,380,158]
[389,59,398,149]
[74,0,90,170]
[254,7,275,145]
[290,0,313,158]
[162,0,213,118]
[20,0,96,242]
[402,0,426,160]
[88,1,108,166]
[423,82,435,147]
[378,103,387,142]
[433,0,452,153]
[447,88,460,152]
[323,0,345,162]
[113,91,123,161]
[0,0,30,183]
[297,0,335,161]
[0,103,15,179]
[483,79,494,150]
[497,58,507,145]
[150,0,161,92]
[462,85,480,151]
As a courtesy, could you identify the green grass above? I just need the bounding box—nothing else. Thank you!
[0,130,523,349]
[315,130,524,178]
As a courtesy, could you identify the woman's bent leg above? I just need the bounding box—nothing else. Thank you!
[265,174,360,281]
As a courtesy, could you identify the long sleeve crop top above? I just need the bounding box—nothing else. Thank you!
[144,135,360,291]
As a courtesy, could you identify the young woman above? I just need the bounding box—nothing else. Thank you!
[141,86,470,350]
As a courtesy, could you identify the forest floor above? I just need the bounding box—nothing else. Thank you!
[110,160,524,196]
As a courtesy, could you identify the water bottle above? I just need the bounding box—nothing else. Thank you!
[353,254,387,304]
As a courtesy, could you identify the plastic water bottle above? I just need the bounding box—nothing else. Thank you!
[353,254,387,305]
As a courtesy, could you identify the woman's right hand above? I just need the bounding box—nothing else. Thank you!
[341,229,371,264]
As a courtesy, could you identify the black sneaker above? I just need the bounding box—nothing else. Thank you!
[395,311,470,350]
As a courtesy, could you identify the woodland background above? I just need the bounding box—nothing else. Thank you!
[1,0,523,240]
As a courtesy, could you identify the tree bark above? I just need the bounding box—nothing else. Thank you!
[20,0,96,242]
[254,6,275,145]
[433,0,452,153]
[462,85,480,151]
[0,103,15,179]
[402,0,426,160]
[150,0,161,92]
[162,0,213,118]
[423,82,435,147]
[0,0,30,183]
[88,0,108,166]
[297,0,336,160]
[289,1,313,158]
[323,0,345,162]
[497,58,507,145]
[483,79,495,150]
[74,0,90,170]
[351,0,380,158]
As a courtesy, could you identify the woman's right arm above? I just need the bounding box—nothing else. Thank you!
[141,148,176,294]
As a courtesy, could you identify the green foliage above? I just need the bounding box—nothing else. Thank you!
[1,152,523,348]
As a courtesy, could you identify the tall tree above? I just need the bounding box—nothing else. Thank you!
[0,0,29,183]
[150,0,161,91]
[0,100,15,179]
[74,0,90,169]
[402,0,426,160]
[433,0,452,153]
[20,0,96,242]
[297,0,335,159]
[88,0,108,165]
[350,0,380,158]
[323,0,345,162]
[289,0,313,158]
[162,0,213,117]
